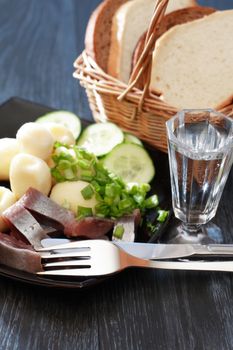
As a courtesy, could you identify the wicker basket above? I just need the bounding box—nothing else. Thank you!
[73,0,233,153]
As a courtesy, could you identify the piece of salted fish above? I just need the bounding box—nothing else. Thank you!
[0,232,42,273]
[112,209,141,242]
[2,202,49,249]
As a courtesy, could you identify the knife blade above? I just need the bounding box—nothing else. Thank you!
[41,238,233,260]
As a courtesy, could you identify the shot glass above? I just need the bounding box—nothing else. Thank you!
[166,109,233,243]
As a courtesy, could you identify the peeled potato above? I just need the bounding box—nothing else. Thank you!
[0,187,16,231]
[50,181,98,214]
[0,138,19,180]
[10,154,52,199]
[16,122,54,160]
[43,122,75,146]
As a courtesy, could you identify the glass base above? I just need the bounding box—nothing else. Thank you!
[161,217,223,244]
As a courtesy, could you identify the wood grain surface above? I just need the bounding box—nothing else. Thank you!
[0,1,233,349]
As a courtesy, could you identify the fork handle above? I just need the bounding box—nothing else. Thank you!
[140,260,233,272]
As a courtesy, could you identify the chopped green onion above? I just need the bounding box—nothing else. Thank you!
[105,183,121,197]
[81,184,94,200]
[91,180,102,193]
[146,222,159,235]
[112,195,120,205]
[157,209,169,222]
[113,225,124,239]
[95,203,110,217]
[57,160,72,170]
[95,193,103,202]
[80,170,94,182]
[103,196,114,206]
[51,168,65,182]
[63,168,75,180]
[133,193,145,205]
[140,183,151,192]
[77,159,91,170]
[110,205,120,217]
[118,198,134,211]
[144,195,159,209]
[77,206,93,220]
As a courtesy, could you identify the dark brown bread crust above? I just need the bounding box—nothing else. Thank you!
[85,0,128,72]
[132,5,216,86]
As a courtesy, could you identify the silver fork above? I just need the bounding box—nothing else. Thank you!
[37,240,233,277]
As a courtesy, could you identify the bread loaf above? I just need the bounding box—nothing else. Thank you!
[150,10,233,109]
[107,0,197,83]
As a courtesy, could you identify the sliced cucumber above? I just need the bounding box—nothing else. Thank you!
[36,110,81,139]
[102,143,155,183]
[124,132,143,146]
[77,122,124,157]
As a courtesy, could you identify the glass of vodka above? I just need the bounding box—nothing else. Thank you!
[166,109,233,243]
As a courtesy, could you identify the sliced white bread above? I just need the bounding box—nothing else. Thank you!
[150,10,233,109]
[132,6,216,71]
[132,6,216,89]
[107,0,197,83]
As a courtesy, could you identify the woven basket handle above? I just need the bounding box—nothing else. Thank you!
[118,0,169,110]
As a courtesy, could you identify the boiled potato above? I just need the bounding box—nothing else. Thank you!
[50,181,98,214]
[10,154,52,199]
[0,187,16,231]
[43,122,75,146]
[0,138,19,180]
[16,122,54,160]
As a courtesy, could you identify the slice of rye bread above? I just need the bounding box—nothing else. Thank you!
[85,0,128,72]
[150,9,233,109]
[132,6,216,71]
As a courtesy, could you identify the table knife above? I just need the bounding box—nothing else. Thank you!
[41,238,233,260]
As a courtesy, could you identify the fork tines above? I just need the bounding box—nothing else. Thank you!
[38,241,93,275]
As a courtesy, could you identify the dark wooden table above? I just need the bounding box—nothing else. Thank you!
[0,1,233,349]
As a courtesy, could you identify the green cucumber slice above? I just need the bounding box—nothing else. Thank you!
[36,111,81,139]
[124,132,143,146]
[102,143,155,183]
[77,122,124,157]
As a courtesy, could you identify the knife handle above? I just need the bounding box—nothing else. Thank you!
[200,244,233,255]
[145,260,233,272]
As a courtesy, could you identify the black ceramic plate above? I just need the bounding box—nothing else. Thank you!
[0,97,171,288]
